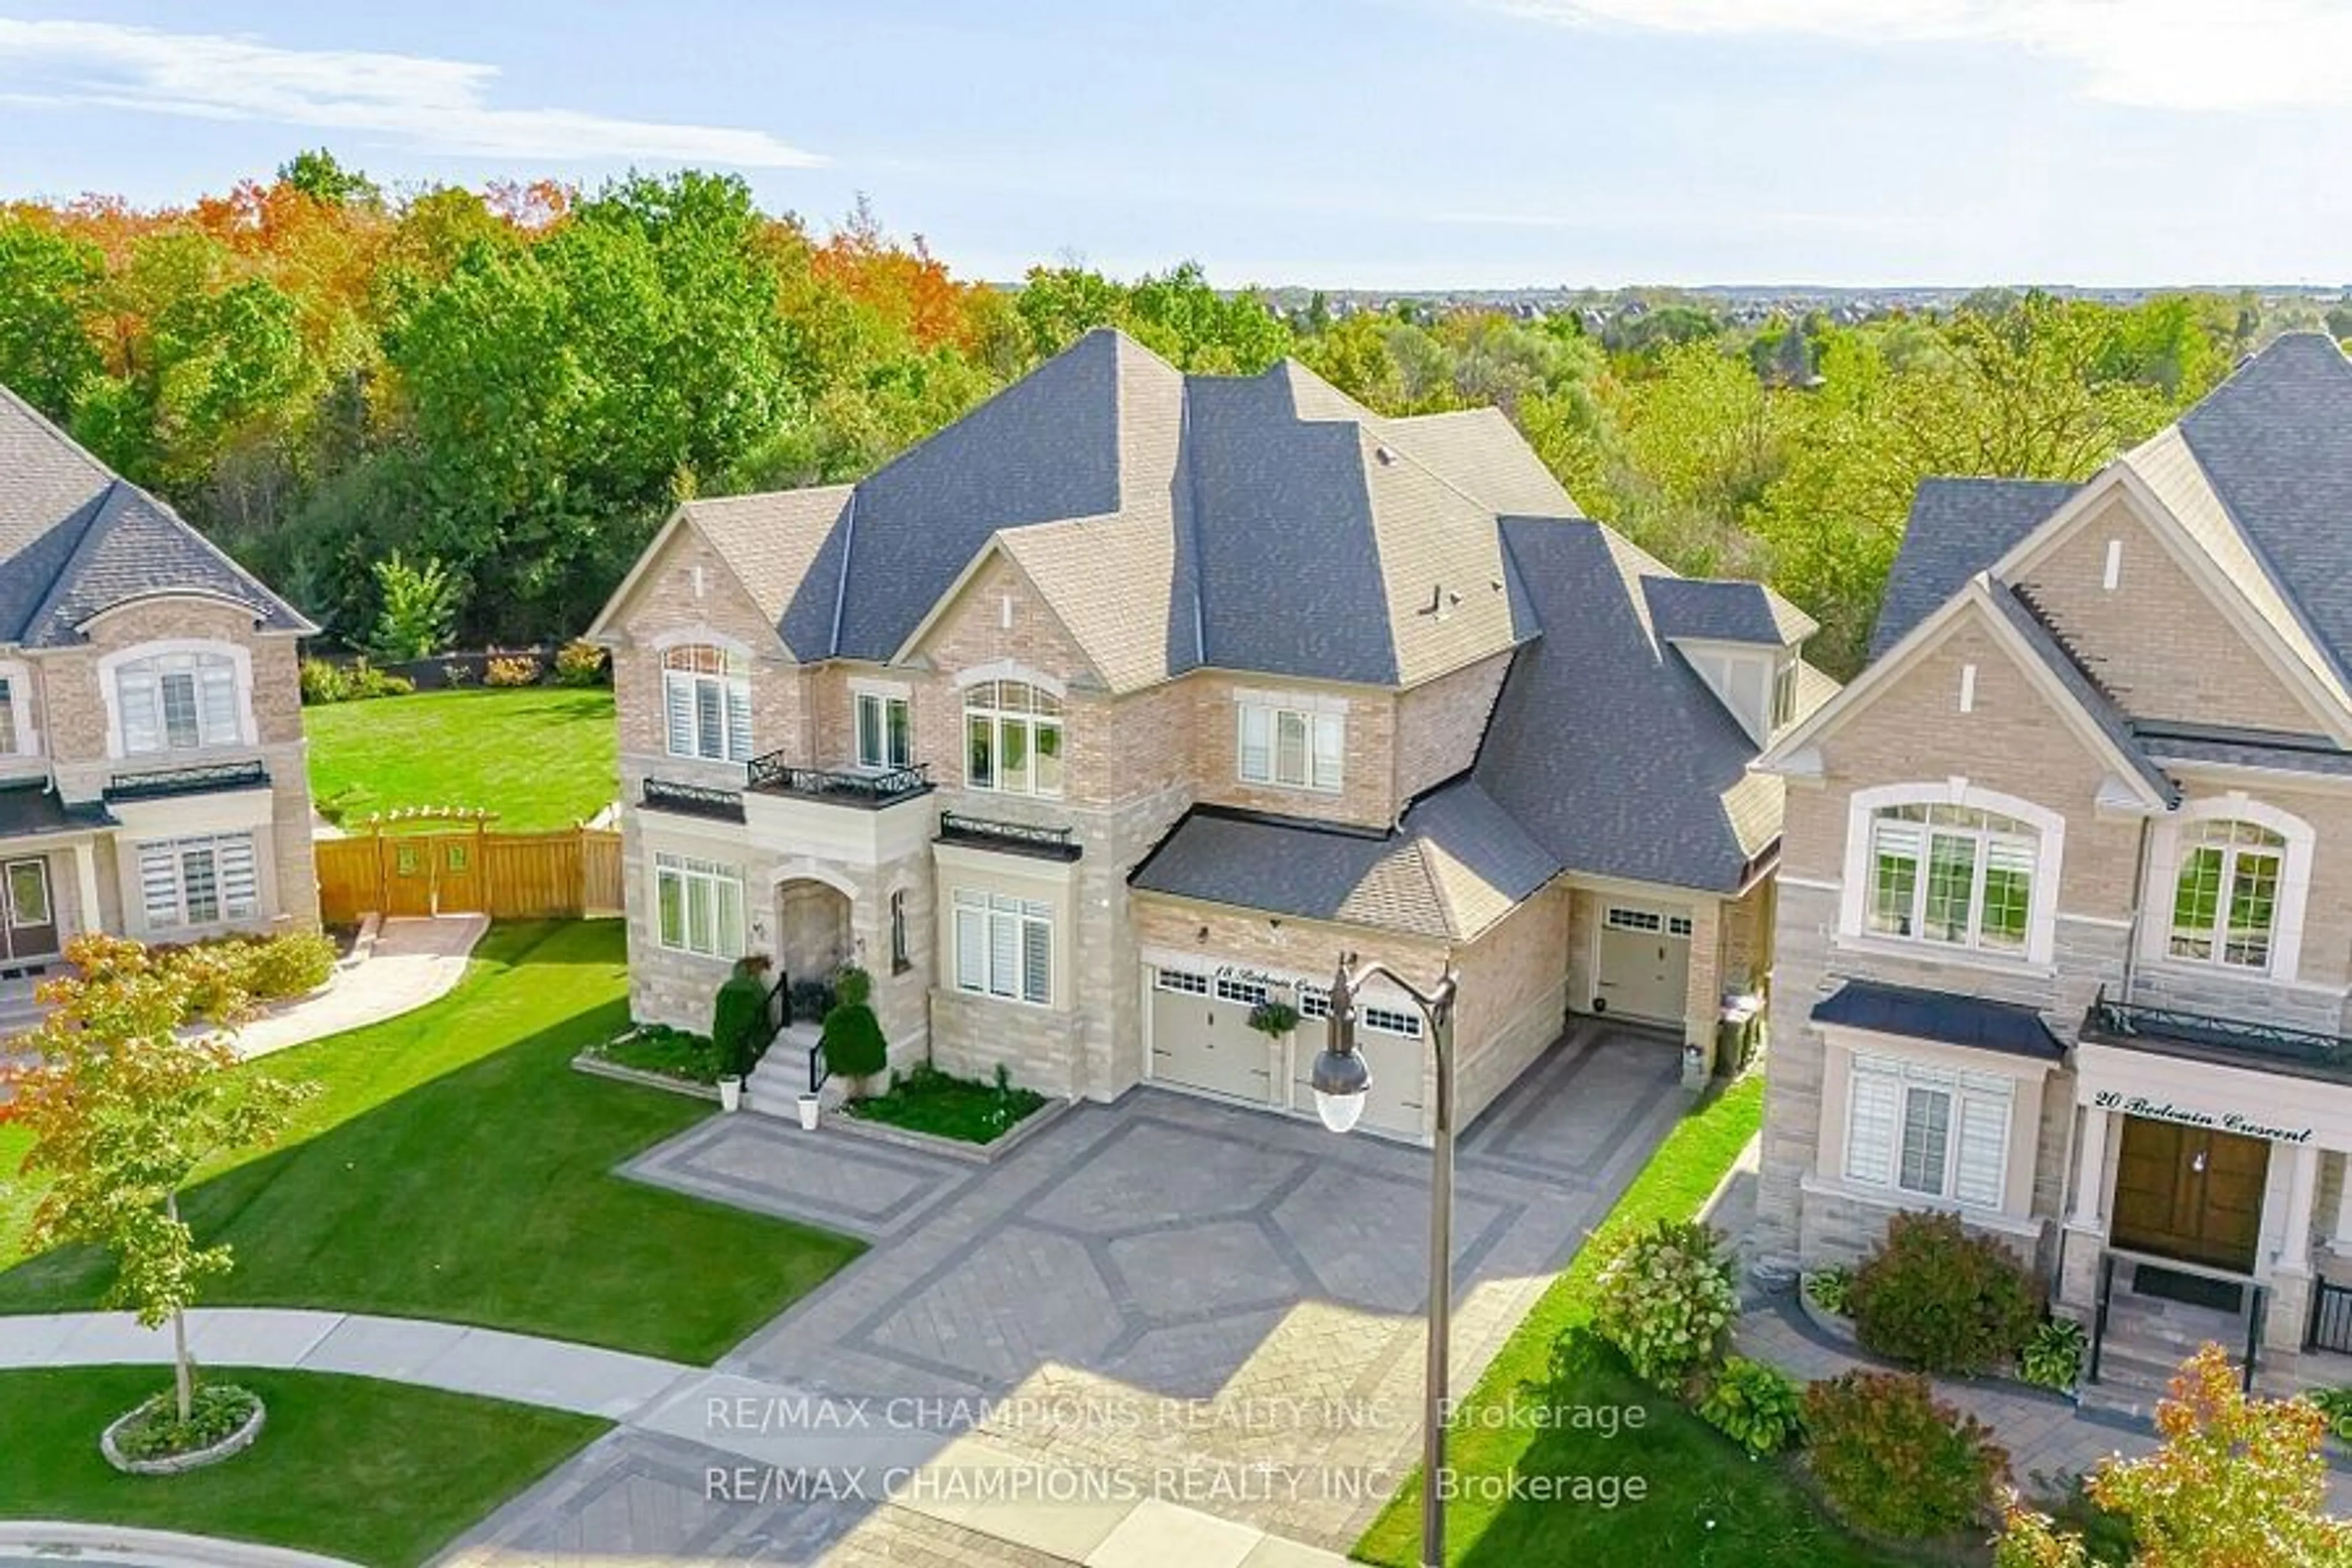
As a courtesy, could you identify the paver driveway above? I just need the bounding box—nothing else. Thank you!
[447,1021,1684,1565]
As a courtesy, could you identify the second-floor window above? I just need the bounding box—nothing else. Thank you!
[1238,701,1342,793]
[662,646,751,763]
[1866,802,2038,952]
[856,692,912,770]
[119,650,240,754]
[2169,818,2285,970]
[0,676,20,756]
[965,680,1061,796]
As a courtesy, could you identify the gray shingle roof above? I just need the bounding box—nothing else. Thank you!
[0,778,115,837]
[1127,779,1559,942]
[1472,518,1788,892]
[1643,577,1819,646]
[2176,332,2352,688]
[0,385,314,646]
[1812,979,2064,1061]
[1874,478,2078,660]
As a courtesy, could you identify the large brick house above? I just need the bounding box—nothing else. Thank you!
[0,386,320,974]
[1753,332,2352,1387]
[589,330,1830,1139]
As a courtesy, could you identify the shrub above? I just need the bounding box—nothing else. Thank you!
[235,932,337,1000]
[345,657,414,698]
[300,657,350,704]
[1849,1211,2043,1375]
[820,999,888,1085]
[553,639,608,687]
[111,1382,262,1461]
[835,965,873,1008]
[1804,1370,2008,1539]
[2309,1385,2352,1444]
[2019,1317,2087,1394]
[484,653,542,687]
[441,660,476,687]
[1588,1217,1738,1391]
[1247,999,1300,1036]
[710,959,771,1080]
[1698,1355,1806,1455]
[1803,1265,1853,1316]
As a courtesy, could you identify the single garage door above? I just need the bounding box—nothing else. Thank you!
[1594,904,1692,1025]
[1288,986,1427,1139]
[1150,970,1276,1103]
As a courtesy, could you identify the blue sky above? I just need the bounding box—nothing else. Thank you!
[4,1,2351,289]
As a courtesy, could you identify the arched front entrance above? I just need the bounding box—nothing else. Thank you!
[775,876,854,984]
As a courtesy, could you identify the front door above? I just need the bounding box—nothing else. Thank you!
[2109,1117,2270,1273]
[1594,904,1692,1023]
[0,858,57,966]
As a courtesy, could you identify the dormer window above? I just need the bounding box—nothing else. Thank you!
[1771,655,1799,731]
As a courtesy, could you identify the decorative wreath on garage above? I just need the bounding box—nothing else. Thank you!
[1246,999,1300,1038]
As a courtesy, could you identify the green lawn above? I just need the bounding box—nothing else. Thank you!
[1355,1076,1905,1568]
[305,685,618,831]
[0,1365,605,1567]
[0,921,865,1362]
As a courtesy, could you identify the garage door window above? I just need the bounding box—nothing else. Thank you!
[1361,1004,1423,1039]
[1215,976,1267,1006]
[956,890,1052,1005]
[1156,969,1208,995]
[1607,907,1692,938]
[1297,984,1331,1020]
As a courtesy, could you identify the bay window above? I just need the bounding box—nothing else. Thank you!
[964,680,1062,797]
[139,833,260,929]
[118,650,241,754]
[1866,802,2038,952]
[856,690,913,771]
[1844,1054,2011,1210]
[1238,701,1343,793]
[2169,818,2285,970]
[662,646,752,763]
[654,853,744,959]
[952,889,1052,1005]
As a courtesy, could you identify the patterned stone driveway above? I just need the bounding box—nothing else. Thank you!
[446,1021,1684,1565]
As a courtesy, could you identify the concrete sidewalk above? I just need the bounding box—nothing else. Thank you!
[0,1521,362,1568]
[232,914,487,1059]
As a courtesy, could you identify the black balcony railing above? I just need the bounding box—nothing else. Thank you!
[2084,990,2352,1075]
[104,759,270,802]
[937,810,1081,861]
[641,777,746,823]
[744,754,931,808]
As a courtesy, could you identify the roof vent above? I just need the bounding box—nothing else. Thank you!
[1374,444,1396,466]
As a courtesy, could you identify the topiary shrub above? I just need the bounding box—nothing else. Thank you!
[1849,1210,2043,1375]
[1698,1355,1807,1455]
[835,965,873,1008]
[1804,1370,2008,1539]
[710,958,771,1080]
[820,997,888,1092]
[1589,1217,1738,1392]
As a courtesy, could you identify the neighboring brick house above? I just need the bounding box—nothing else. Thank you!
[0,386,320,975]
[1752,332,2352,1385]
[588,330,1830,1140]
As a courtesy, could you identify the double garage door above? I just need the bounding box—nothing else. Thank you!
[1593,903,1693,1025]
[1148,969,1426,1138]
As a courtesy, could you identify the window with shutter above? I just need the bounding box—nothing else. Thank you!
[1842,1066,1900,1186]
[660,646,750,761]
[115,650,244,755]
[1021,914,1050,1004]
[987,903,1018,998]
[1954,1095,2008,1209]
[1898,1087,1952,1194]
[1845,1052,2015,1210]
[1238,706,1272,781]
[1235,698,1344,792]
[954,895,986,992]
[135,833,262,929]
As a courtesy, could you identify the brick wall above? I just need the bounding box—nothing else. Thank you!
[1392,651,1512,802]
[2015,494,2324,735]
[1188,673,1398,830]
[1453,880,1572,1123]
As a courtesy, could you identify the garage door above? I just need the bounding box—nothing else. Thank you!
[1150,970,1276,1103]
[1594,904,1692,1025]
[1287,986,1427,1139]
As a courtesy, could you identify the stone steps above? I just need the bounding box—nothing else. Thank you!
[744,1023,826,1120]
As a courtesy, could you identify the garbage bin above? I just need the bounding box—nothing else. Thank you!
[1716,993,1765,1077]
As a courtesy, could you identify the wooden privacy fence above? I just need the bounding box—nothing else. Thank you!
[317,812,623,924]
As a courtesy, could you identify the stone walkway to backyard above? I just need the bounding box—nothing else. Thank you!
[232,913,488,1058]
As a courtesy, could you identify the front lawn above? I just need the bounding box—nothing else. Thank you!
[0,1365,605,1567]
[0,921,864,1363]
[1355,1076,1905,1567]
[847,1063,1048,1145]
[306,685,617,831]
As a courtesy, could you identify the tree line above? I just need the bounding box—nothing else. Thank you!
[0,151,2312,676]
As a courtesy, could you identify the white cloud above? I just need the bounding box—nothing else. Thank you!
[1484,0,2352,111]
[0,17,827,166]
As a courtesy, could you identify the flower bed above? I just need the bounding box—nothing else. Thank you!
[591,1024,722,1084]
[845,1063,1046,1145]
[101,1383,266,1475]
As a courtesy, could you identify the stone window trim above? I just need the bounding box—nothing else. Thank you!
[962,679,1064,799]
[2139,794,2316,986]
[952,660,1067,701]
[1837,781,2067,967]
[137,831,263,931]
[1814,1023,2055,1224]
[97,639,258,760]
[652,851,746,961]
[0,658,36,758]
[952,888,1053,1008]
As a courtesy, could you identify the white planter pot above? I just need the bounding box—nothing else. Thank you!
[796,1093,821,1131]
[718,1077,743,1112]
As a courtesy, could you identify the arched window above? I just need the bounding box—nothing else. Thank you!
[117,649,241,754]
[963,680,1063,797]
[2169,818,2288,970]
[662,645,751,763]
[1864,801,2041,952]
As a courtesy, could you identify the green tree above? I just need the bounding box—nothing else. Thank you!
[0,217,104,418]
[369,550,463,660]
[0,935,316,1423]
[276,149,383,208]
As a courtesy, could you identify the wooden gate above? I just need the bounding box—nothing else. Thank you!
[316,812,624,924]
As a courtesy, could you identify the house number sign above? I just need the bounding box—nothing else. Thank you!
[2094,1090,2315,1145]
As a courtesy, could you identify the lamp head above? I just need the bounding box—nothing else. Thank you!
[1313,951,1370,1133]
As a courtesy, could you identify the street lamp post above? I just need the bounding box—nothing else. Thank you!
[1309,949,1460,1568]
